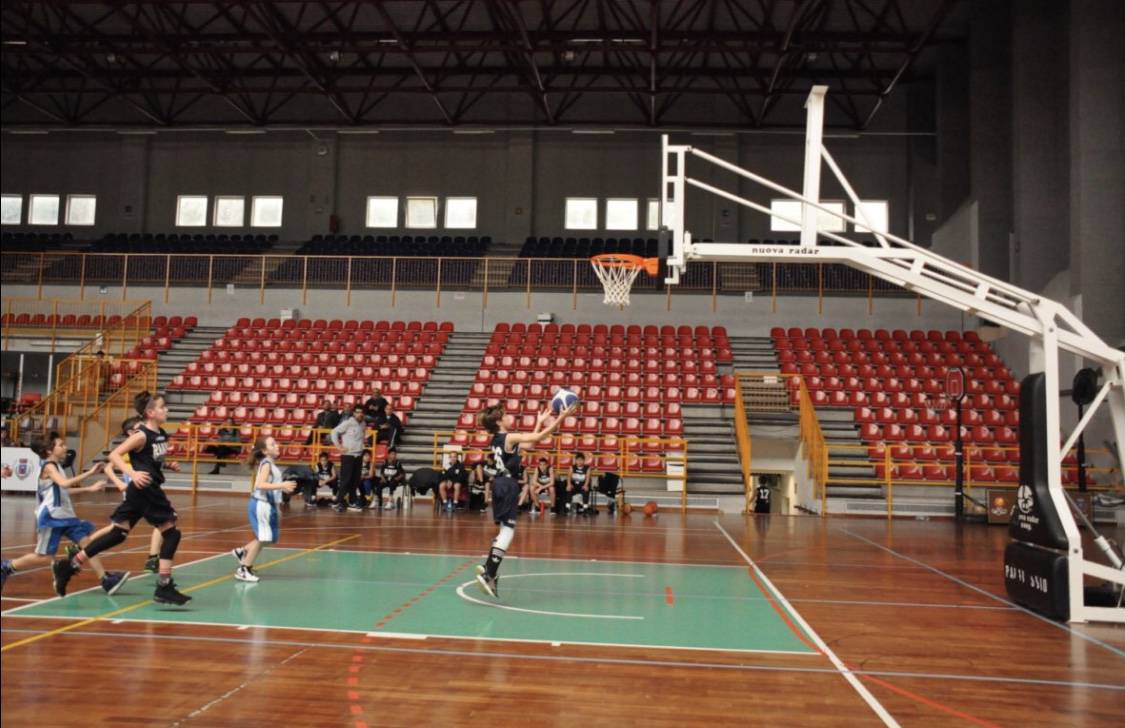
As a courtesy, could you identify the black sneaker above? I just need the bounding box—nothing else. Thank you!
[474,564,499,598]
[153,580,192,606]
[52,559,79,597]
[144,555,159,573]
[101,571,131,596]
[1,560,12,592]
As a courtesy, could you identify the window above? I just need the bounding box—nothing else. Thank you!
[28,194,60,226]
[213,196,246,227]
[406,196,438,229]
[646,199,660,231]
[565,197,598,230]
[769,199,846,233]
[0,194,22,225]
[250,196,284,227]
[605,198,639,231]
[854,200,889,235]
[365,196,398,228]
[64,195,97,226]
[444,197,477,229]
[175,195,208,227]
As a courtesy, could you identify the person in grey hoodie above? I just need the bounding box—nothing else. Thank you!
[330,406,367,512]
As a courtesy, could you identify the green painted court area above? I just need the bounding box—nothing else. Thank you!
[8,550,817,655]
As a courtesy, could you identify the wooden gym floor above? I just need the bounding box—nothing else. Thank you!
[2,491,1122,727]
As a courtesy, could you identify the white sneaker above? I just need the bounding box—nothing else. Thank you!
[235,566,260,583]
[383,501,396,510]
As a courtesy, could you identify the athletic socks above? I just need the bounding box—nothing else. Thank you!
[71,551,89,570]
[485,546,506,578]
[158,569,172,587]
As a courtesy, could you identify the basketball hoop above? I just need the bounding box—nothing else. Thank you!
[591,254,660,306]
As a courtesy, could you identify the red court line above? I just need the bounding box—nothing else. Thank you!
[664,586,675,606]
[858,671,1003,728]
[745,567,821,654]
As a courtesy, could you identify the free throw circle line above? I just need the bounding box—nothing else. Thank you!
[456,572,646,620]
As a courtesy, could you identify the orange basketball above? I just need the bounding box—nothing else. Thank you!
[643,501,658,517]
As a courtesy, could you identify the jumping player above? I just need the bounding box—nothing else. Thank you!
[52,391,191,605]
[475,402,574,598]
[95,416,165,574]
[1,434,128,595]
[230,436,297,582]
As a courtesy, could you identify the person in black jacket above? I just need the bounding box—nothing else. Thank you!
[306,398,341,445]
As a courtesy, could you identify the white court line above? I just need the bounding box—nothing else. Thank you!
[0,551,230,615]
[840,527,1125,660]
[455,572,646,620]
[715,520,900,728]
[168,647,308,727]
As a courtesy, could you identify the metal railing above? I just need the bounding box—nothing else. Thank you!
[1,251,917,313]
[2,297,152,353]
[430,431,691,510]
[796,377,831,515]
[732,374,754,513]
[77,359,158,466]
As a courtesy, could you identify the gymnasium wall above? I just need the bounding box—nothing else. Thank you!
[1,93,928,248]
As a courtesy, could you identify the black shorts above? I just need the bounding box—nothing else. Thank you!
[491,476,519,527]
[754,500,771,514]
[111,484,177,528]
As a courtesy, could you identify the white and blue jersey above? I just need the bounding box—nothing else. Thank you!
[34,462,94,556]
[247,458,282,544]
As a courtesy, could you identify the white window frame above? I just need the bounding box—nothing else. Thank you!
[854,200,890,235]
[250,195,284,228]
[605,198,639,231]
[365,196,399,228]
[564,197,598,231]
[175,195,209,227]
[0,194,22,225]
[64,194,97,226]
[213,196,246,227]
[443,196,478,229]
[28,194,61,226]
[405,196,439,229]
[770,199,846,233]
[646,198,660,231]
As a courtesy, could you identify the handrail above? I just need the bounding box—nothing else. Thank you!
[429,430,690,511]
[796,377,830,516]
[732,374,754,513]
[0,251,915,315]
[78,359,158,466]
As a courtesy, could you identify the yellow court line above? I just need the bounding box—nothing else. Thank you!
[0,534,359,654]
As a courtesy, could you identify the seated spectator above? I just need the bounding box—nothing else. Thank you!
[470,453,499,512]
[565,452,595,514]
[529,457,556,516]
[204,417,241,474]
[375,402,403,449]
[375,448,406,510]
[307,452,337,507]
[439,453,469,512]
[363,389,388,428]
[597,471,623,514]
[308,398,341,445]
[359,450,375,507]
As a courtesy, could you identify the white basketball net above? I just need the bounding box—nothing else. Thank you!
[591,259,643,306]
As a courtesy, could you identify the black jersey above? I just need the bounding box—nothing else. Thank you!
[756,484,771,503]
[490,432,522,480]
[131,425,168,487]
[570,463,589,486]
[381,460,403,481]
[535,466,552,485]
[316,462,335,481]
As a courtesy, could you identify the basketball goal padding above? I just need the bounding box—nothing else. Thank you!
[1003,373,1072,620]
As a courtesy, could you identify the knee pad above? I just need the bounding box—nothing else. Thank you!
[494,524,515,551]
[159,527,182,560]
[84,525,129,558]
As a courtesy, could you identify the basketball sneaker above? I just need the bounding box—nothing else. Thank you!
[234,566,260,583]
[1,560,13,592]
[231,547,246,565]
[52,558,79,597]
[101,571,130,596]
[153,580,192,605]
[474,564,499,598]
